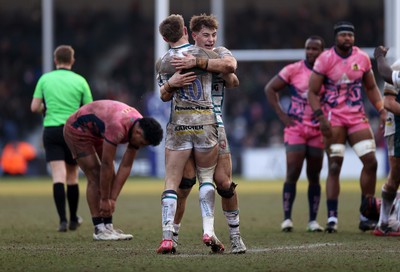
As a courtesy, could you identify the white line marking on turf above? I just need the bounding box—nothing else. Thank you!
[248,242,340,253]
[169,243,341,257]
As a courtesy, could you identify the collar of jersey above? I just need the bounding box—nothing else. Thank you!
[172,43,192,50]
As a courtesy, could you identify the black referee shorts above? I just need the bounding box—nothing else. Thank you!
[43,126,77,165]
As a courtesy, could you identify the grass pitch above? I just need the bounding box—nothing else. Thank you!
[0,177,398,272]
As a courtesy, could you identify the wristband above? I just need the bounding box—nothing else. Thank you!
[196,58,209,70]
[312,109,324,118]
[165,81,173,94]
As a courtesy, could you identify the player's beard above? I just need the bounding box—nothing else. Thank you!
[337,42,353,52]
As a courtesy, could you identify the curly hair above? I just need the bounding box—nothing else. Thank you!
[138,117,163,146]
[189,13,218,33]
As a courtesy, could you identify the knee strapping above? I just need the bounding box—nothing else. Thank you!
[179,177,196,189]
[196,164,216,184]
[329,144,345,157]
[352,139,376,157]
[217,182,237,199]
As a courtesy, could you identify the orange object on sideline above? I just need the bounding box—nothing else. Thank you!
[0,141,36,175]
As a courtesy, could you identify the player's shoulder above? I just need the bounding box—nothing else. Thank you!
[69,70,87,81]
[281,60,304,74]
[351,46,370,59]
[290,60,305,69]
[213,46,233,57]
[319,47,335,59]
[190,45,219,59]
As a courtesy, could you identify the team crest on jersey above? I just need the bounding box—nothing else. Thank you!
[352,63,359,71]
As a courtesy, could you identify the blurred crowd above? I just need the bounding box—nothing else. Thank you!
[0,1,385,174]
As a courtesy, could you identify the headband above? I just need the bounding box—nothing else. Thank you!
[334,22,354,35]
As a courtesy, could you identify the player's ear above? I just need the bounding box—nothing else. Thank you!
[134,125,145,139]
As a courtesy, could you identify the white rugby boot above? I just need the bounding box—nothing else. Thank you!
[307,220,324,232]
[105,224,133,240]
[93,227,120,241]
[230,234,246,254]
[281,219,293,232]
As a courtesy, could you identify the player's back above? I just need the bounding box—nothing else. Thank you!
[158,44,219,125]
[70,100,142,144]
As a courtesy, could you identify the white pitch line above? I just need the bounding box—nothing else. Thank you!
[168,242,341,257]
[248,242,340,253]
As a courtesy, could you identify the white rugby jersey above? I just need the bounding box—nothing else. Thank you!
[384,59,400,137]
[156,43,219,126]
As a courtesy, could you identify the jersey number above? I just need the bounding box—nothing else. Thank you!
[178,78,203,101]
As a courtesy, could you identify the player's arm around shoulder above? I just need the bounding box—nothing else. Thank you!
[222,73,239,88]
[213,47,238,87]
[159,70,197,102]
[160,83,174,102]
[206,48,236,74]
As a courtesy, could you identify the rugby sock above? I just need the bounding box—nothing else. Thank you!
[380,188,397,225]
[327,199,338,221]
[92,217,103,226]
[67,184,79,222]
[308,183,321,222]
[224,210,240,236]
[173,223,181,234]
[173,223,181,243]
[103,216,113,225]
[161,190,177,239]
[53,182,67,223]
[283,182,296,220]
[199,182,216,235]
[92,217,105,232]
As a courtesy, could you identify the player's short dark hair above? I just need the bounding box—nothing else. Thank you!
[159,14,184,43]
[189,13,219,33]
[138,117,163,146]
[308,35,325,49]
[54,45,74,64]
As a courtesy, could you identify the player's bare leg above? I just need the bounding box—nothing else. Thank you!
[349,128,378,231]
[158,148,192,254]
[215,154,246,253]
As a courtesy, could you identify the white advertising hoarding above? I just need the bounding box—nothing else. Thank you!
[242,147,387,180]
